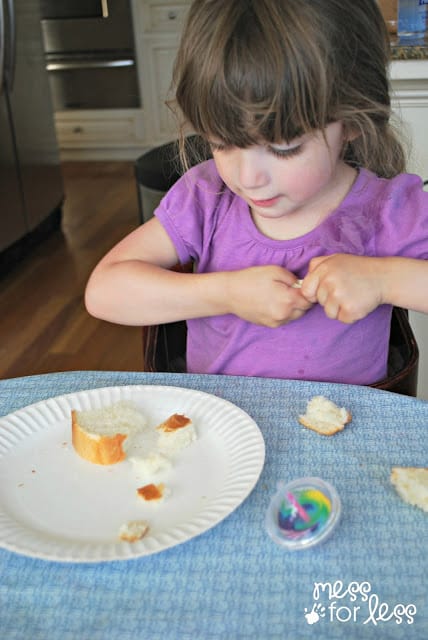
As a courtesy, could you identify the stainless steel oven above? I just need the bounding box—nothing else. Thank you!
[40,0,140,110]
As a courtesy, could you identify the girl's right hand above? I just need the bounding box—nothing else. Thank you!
[226,265,313,327]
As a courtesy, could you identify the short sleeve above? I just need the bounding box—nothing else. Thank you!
[373,173,428,259]
[154,160,226,265]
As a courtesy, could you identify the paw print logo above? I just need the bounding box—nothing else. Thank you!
[304,603,326,625]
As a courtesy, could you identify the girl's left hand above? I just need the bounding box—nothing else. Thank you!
[301,254,384,323]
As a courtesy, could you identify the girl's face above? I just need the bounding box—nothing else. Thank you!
[209,122,356,238]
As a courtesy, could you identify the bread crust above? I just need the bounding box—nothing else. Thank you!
[156,413,191,432]
[298,413,351,436]
[137,483,165,501]
[71,409,128,465]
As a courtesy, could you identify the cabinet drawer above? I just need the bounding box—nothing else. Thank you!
[143,1,190,33]
[55,114,136,145]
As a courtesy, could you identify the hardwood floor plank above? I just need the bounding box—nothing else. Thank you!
[1,162,144,380]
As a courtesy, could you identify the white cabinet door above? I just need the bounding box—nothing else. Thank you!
[142,37,181,143]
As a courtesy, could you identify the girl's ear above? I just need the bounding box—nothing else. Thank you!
[347,131,360,142]
[343,126,360,143]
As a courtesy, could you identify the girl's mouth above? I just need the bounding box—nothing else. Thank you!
[250,196,279,208]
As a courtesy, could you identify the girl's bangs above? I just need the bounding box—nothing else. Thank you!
[175,0,331,147]
[186,60,320,148]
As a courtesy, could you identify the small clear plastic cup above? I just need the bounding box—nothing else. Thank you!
[265,477,341,550]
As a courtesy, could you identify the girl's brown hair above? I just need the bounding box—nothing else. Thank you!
[172,0,406,177]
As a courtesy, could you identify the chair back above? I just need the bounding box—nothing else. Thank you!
[370,307,419,396]
[142,306,419,396]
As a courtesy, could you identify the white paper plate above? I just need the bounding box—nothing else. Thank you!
[0,385,265,562]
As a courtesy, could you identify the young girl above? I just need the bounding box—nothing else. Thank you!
[85,0,428,385]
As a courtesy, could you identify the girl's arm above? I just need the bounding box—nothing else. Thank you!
[301,254,428,323]
[85,217,229,325]
[85,217,312,327]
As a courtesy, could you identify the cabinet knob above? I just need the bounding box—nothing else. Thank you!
[73,126,83,134]
[168,10,177,20]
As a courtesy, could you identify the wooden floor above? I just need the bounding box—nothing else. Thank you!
[0,162,144,379]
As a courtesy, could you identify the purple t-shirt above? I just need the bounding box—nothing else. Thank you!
[155,160,428,384]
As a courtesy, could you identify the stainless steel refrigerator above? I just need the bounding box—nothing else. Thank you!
[0,0,63,264]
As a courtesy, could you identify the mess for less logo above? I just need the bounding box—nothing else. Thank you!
[304,581,417,626]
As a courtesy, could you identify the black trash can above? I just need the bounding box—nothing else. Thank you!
[134,135,211,223]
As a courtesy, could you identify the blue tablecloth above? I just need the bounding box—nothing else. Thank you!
[0,371,427,640]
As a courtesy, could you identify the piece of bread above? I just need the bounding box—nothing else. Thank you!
[298,396,352,436]
[390,466,428,512]
[118,520,149,542]
[137,482,168,502]
[129,452,172,477]
[156,413,196,454]
[71,401,147,465]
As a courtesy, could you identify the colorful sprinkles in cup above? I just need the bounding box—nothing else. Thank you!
[266,478,341,550]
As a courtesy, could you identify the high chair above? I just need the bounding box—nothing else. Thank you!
[142,302,419,396]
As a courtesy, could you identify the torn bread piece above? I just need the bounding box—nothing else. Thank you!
[71,401,147,465]
[298,396,352,436]
[390,466,428,513]
[129,452,172,478]
[118,520,149,542]
[291,279,303,289]
[156,413,196,455]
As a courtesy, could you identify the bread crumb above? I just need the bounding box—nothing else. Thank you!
[129,452,172,477]
[390,466,428,512]
[137,483,169,502]
[118,520,149,542]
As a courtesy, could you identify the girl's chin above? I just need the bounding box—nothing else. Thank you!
[250,204,291,219]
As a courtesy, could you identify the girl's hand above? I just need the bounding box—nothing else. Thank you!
[301,254,384,323]
[226,265,313,327]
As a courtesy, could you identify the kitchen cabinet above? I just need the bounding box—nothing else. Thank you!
[136,1,191,143]
[54,0,191,160]
[390,60,428,177]
[53,109,145,159]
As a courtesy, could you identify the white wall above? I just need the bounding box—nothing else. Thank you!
[409,312,428,400]
[391,60,428,400]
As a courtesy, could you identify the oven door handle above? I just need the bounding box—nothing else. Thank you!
[101,0,109,18]
[46,58,134,71]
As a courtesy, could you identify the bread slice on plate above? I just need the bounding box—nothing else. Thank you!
[71,401,147,465]
[298,395,352,436]
[390,466,428,512]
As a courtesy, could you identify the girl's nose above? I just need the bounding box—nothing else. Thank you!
[236,148,269,190]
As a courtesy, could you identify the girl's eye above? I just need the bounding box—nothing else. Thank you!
[268,144,303,159]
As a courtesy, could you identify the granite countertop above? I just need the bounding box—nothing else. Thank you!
[391,36,428,60]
